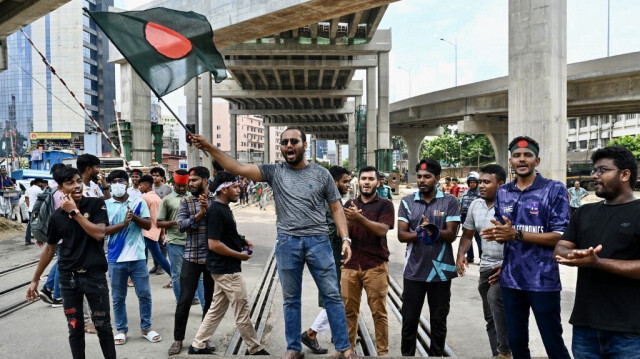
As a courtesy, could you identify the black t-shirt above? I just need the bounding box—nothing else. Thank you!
[563,199,640,333]
[206,201,245,274]
[47,197,109,272]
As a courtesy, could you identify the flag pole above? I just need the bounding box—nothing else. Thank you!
[20,28,132,170]
[157,97,209,157]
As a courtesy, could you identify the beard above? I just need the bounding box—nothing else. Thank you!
[283,148,304,165]
[191,183,204,197]
[359,186,376,198]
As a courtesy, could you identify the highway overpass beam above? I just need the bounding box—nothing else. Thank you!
[509,0,567,181]
[202,73,213,173]
[120,63,152,165]
[366,66,377,166]
[457,116,509,168]
[186,77,200,168]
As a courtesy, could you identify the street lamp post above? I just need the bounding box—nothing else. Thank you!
[440,37,457,87]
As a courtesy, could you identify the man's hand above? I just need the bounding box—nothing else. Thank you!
[488,264,502,286]
[480,216,517,242]
[191,134,214,152]
[341,241,352,265]
[123,206,133,226]
[238,250,252,261]
[343,204,362,223]
[244,239,254,250]
[60,194,78,213]
[98,170,108,187]
[419,215,430,229]
[26,281,40,302]
[198,194,209,213]
[555,244,603,268]
[456,254,469,276]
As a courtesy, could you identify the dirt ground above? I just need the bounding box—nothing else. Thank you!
[0,217,27,241]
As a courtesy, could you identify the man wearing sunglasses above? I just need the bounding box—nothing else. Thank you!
[192,129,356,359]
[480,136,571,359]
[554,146,640,358]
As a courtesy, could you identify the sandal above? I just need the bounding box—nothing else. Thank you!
[114,332,127,345]
[142,329,162,343]
[84,322,97,334]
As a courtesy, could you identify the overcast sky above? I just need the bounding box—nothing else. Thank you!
[113,0,640,112]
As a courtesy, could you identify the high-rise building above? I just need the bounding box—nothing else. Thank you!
[567,114,640,151]
[0,0,115,156]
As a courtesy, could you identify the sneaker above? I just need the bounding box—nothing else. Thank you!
[192,298,200,306]
[149,266,157,274]
[51,297,63,308]
[247,348,270,355]
[39,287,54,304]
[163,281,173,289]
[25,242,35,246]
[188,345,215,355]
[156,267,165,275]
[301,331,328,354]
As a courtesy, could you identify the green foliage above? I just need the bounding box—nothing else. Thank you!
[608,135,640,159]
[420,127,496,167]
[342,159,349,168]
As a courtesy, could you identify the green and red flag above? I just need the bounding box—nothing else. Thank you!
[86,7,227,97]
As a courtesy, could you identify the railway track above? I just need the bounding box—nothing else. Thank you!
[0,259,42,319]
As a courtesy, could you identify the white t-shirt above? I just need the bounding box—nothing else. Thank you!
[83,181,104,198]
[127,187,142,202]
[26,185,43,212]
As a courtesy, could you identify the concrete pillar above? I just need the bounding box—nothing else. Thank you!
[347,113,356,170]
[230,112,237,160]
[186,76,199,168]
[403,134,424,183]
[366,66,377,166]
[201,73,213,173]
[509,0,567,181]
[0,37,7,72]
[377,51,390,150]
[120,63,151,165]
[311,136,317,162]
[486,133,510,169]
[457,116,509,168]
[263,125,270,164]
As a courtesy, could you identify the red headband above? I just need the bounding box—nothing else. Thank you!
[174,172,189,185]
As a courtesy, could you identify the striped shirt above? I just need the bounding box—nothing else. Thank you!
[177,192,215,264]
[398,190,461,282]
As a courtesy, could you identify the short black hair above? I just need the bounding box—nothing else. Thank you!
[508,136,540,157]
[130,169,143,176]
[480,164,507,184]
[50,163,66,176]
[212,161,224,172]
[107,170,129,183]
[188,166,210,179]
[329,166,350,182]
[53,166,80,185]
[415,158,441,176]
[281,127,307,143]
[30,179,37,186]
[175,169,188,176]
[445,176,451,181]
[150,167,165,178]
[592,146,638,186]
[76,153,100,174]
[211,171,237,193]
[359,166,378,177]
[139,174,154,185]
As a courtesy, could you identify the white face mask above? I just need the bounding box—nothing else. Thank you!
[111,183,127,197]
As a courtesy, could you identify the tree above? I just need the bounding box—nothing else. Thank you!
[608,136,640,159]
[420,126,495,167]
[342,159,349,169]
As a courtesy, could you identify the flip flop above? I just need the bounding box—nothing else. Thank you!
[114,332,126,345]
[142,330,161,343]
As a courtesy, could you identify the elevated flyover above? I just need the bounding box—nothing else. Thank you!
[115,0,397,169]
[390,51,640,172]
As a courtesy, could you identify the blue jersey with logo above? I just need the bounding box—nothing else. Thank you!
[494,174,569,291]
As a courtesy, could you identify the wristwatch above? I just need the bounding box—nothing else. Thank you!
[100,185,110,191]
[69,209,80,217]
[342,238,352,244]
[515,230,523,241]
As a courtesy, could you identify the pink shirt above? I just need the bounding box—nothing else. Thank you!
[142,191,162,241]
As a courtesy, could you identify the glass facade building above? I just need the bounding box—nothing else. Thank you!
[0,0,115,155]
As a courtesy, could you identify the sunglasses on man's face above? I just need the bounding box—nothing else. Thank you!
[280,138,300,146]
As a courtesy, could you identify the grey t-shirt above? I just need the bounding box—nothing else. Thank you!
[259,162,340,236]
[153,184,172,199]
[463,198,504,271]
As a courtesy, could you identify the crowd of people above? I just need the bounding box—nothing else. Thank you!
[20,130,639,359]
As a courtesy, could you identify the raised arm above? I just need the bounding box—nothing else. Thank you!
[192,134,263,182]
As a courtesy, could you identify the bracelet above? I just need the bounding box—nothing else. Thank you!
[342,238,352,244]
[100,186,110,191]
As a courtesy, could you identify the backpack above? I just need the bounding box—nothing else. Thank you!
[30,187,57,242]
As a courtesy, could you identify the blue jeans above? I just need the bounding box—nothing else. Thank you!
[167,243,204,307]
[275,233,350,352]
[44,261,61,298]
[144,237,171,274]
[573,326,640,359]
[502,287,570,359]
[108,260,153,333]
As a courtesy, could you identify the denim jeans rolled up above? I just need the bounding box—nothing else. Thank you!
[275,233,350,352]
[108,260,153,333]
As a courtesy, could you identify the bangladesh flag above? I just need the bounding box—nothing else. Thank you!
[86,7,227,97]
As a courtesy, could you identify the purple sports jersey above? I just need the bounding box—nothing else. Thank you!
[494,174,570,291]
